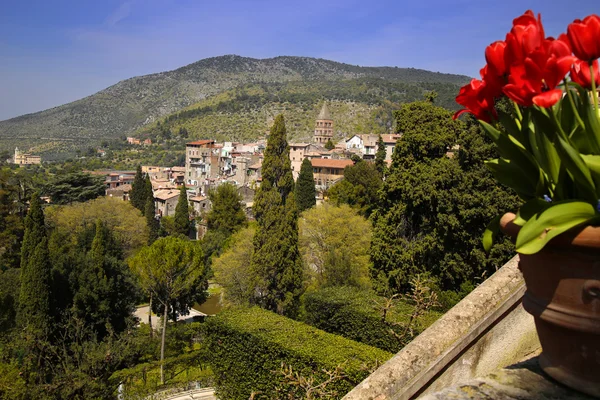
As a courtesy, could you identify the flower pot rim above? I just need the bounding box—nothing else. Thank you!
[500,212,600,251]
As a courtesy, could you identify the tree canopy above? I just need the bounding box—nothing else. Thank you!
[295,158,316,213]
[299,204,371,290]
[251,114,304,317]
[370,101,519,293]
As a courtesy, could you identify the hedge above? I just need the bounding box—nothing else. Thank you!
[202,306,392,399]
[300,286,441,353]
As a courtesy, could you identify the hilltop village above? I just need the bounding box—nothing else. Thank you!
[99,104,400,237]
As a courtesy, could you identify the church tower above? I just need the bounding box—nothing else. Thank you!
[313,103,334,144]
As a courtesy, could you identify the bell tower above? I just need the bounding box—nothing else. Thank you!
[313,103,334,144]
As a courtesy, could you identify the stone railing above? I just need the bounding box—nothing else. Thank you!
[343,256,540,400]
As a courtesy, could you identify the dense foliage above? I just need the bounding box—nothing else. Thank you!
[327,160,383,217]
[370,101,520,293]
[295,157,316,213]
[42,172,105,205]
[251,115,304,317]
[301,286,440,353]
[203,306,392,400]
[299,204,371,290]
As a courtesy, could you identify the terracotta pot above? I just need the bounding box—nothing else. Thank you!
[501,213,600,397]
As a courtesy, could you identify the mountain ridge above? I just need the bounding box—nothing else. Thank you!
[0,55,470,158]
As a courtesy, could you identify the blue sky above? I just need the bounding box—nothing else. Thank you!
[0,0,595,120]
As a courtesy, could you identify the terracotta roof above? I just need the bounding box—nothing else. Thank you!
[289,143,310,148]
[118,184,132,192]
[190,196,208,202]
[154,190,180,201]
[382,134,402,144]
[311,159,353,169]
[249,161,262,169]
[151,180,176,190]
[170,166,186,172]
[187,140,215,146]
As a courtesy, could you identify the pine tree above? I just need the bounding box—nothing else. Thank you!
[145,197,159,245]
[325,139,335,150]
[130,165,145,213]
[375,134,387,176]
[295,158,316,213]
[18,194,51,337]
[173,184,190,236]
[251,114,304,317]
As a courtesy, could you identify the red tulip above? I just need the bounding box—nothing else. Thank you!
[567,14,600,62]
[486,41,507,76]
[503,38,574,107]
[504,10,546,68]
[571,59,600,89]
[454,79,497,122]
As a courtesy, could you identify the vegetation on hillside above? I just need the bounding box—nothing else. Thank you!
[0,55,469,160]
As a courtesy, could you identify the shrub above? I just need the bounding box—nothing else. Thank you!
[301,286,441,353]
[202,306,391,399]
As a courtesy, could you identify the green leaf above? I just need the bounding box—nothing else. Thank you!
[498,110,528,150]
[513,198,550,226]
[554,135,597,202]
[483,215,501,253]
[485,159,537,199]
[574,83,600,153]
[516,201,597,254]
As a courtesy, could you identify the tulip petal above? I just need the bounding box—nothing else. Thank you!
[533,89,563,108]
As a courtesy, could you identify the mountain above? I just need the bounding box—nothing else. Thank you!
[0,55,470,158]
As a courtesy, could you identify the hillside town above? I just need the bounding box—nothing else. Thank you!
[98,103,400,238]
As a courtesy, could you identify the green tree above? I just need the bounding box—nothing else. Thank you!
[128,237,208,384]
[295,158,316,213]
[206,183,247,235]
[144,174,153,214]
[43,172,105,205]
[145,197,159,245]
[45,197,149,257]
[18,194,51,337]
[324,139,335,150]
[370,101,519,293]
[0,168,24,269]
[299,204,371,290]
[375,134,387,176]
[173,184,190,236]
[70,220,137,339]
[212,225,256,306]
[251,114,304,317]
[327,160,382,217]
[130,165,146,213]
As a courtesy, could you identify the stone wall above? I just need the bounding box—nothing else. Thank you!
[343,256,540,400]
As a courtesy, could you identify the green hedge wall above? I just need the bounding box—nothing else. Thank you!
[300,286,441,353]
[202,306,392,400]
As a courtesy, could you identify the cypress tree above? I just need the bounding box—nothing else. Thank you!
[18,194,51,337]
[173,184,190,236]
[325,139,335,150]
[295,158,316,213]
[130,165,145,213]
[375,134,387,176]
[251,114,303,317]
[145,197,159,245]
[72,220,136,339]
[143,174,153,215]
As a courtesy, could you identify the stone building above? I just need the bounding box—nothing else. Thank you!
[311,158,353,191]
[13,147,41,165]
[313,103,334,145]
[185,140,218,185]
[154,189,180,217]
